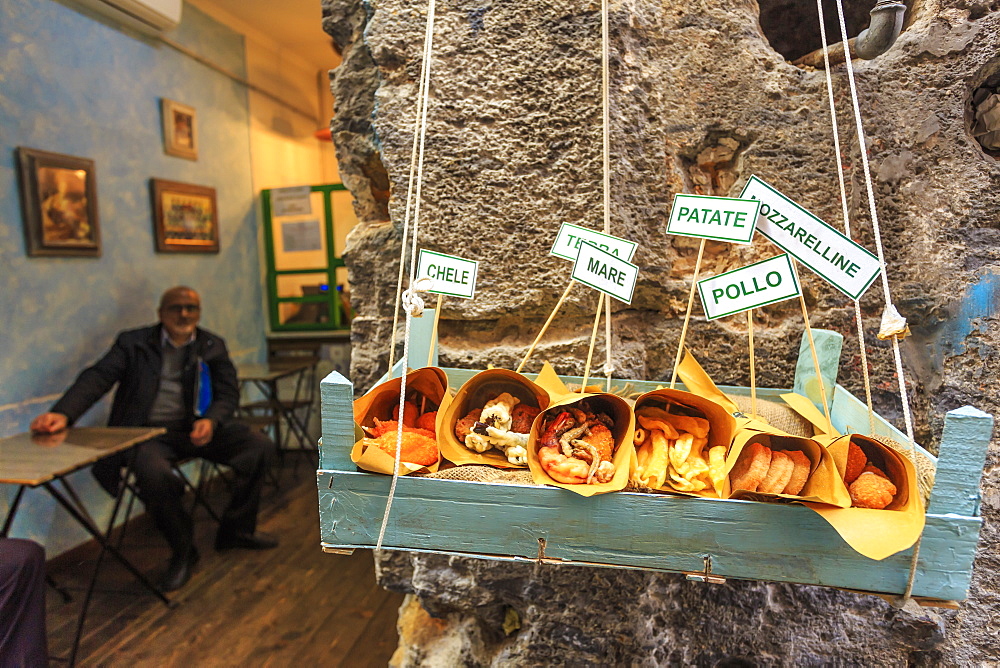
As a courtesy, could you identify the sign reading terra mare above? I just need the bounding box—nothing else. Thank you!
[697,254,801,320]
[572,241,639,304]
[550,223,638,262]
[740,175,882,301]
[667,194,760,244]
[416,249,478,299]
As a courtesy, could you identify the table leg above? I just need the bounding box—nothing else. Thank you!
[1,485,26,536]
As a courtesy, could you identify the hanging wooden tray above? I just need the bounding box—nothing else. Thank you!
[316,323,992,606]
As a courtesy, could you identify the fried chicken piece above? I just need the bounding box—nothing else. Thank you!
[454,408,483,443]
[782,450,811,496]
[845,441,867,484]
[849,472,897,509]
[416,411,437,435]
[363,418,434,439]
[580,423,616,463]
[729,443,771,492]
[510,403,541,433]
[758,450,794,494]
[862,463,889,479]
[362,430,439,466]
[393,400,420,427]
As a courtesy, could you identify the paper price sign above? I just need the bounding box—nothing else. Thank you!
[550,223,638,262]
[416,249,479,299]
[740,175,881,300]
[667,194,760,244]
[571,241,639,305]
[697,254,800,320]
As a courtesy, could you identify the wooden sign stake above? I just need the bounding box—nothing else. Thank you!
[670,238,706,389]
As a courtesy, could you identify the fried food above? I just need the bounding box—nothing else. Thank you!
[510,403,541,433]
[416,411,437,435]
[862,463,889,479]
[849,471,897,509]
[538,402,618,484]
[361,430,439,466]
[758,450,794,494]
[845,441,867,483]
[729,443,772,492]
[782,450,811,496]
[455,408,483,443]
[392,400,421,428]
[363,417,435,440]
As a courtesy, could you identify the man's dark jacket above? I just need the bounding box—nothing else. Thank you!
[52,324,239,428]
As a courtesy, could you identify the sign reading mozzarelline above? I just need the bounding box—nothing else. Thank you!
[416,249,479,299]
[697,254,801,320]
[550,222,638,262]
[667,194,760,244]
[571,241,639,304]
[740,175,881,300]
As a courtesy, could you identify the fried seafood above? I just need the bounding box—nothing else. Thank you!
[783,450,811,496]
[362,417,435,440]
[757,450,793,494]
[537,403,618,484]
[729,442,771,492]
[455,392,539,465]
[845,441,867,484]
[360,430,439,467]
[849,471,897,509]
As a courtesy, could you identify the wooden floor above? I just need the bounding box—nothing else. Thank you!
[45,455,404,666]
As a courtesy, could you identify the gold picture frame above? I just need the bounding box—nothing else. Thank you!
[150,178,219,253]
[161,98,198,160]
[16,147,101,257]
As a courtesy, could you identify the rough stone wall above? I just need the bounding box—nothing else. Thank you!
[323,0,1000,664]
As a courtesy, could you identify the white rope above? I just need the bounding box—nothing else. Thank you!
[816,0,876,434]
[834,0,920,602]
[601,0,614,390]
[375,0,437,574]
[388,1,438,374]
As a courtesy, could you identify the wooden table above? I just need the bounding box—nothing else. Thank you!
[237,360,317,455]
[0,426,168,666]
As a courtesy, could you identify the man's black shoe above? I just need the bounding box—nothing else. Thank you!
[161,547,199,592]
[214,531,279,551]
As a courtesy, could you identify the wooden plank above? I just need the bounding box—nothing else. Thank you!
[317,470,980,601]
[320,369,356,471]
[928,405,994,516]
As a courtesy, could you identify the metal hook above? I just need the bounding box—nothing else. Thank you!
[685,555,727,584]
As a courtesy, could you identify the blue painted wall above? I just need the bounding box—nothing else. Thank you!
[0,0,267,555]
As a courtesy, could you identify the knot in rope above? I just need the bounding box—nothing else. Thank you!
[877,304,911,341]
[602,363,615,377]
[401,277,433,317]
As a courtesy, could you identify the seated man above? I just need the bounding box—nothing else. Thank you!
[0,538,48,667]
[31,286,278,592]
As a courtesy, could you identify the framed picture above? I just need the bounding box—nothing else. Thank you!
[161,98,198,160]
[150,178,219,253]
[16,147,101,257]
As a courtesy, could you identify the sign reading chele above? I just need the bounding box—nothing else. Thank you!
[550,222,638,262]
[667,193,760,244]
[697,254,801,320]
[571,241,639,304]
[416,249,479,299]
[740,175,882,300]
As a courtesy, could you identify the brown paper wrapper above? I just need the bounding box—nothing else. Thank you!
[630,388,736,498]
[438,367,561,468]
[804,433,926,560]
[527,392,635,496]
[675,349,848,506]
[351,367,453,475]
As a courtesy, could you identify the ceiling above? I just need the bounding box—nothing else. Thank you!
[192,0,339,71]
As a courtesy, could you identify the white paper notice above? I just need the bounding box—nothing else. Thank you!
[281,220,323,253]
[571,241,639,304]
[697,254,801,320]
[416,249,479,299]
[272,186,312,217]
[740,175,881,300]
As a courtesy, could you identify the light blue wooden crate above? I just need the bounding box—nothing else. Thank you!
[317,323,993,604]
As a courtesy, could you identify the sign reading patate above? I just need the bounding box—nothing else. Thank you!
[740,175,881,300]
[571,241,639,304]
[667,194,760,244]
[697,254,801,320]
[416,249,478,299]
[550,223,638,262]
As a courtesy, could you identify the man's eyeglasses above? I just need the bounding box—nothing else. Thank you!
[163,304,200,314]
